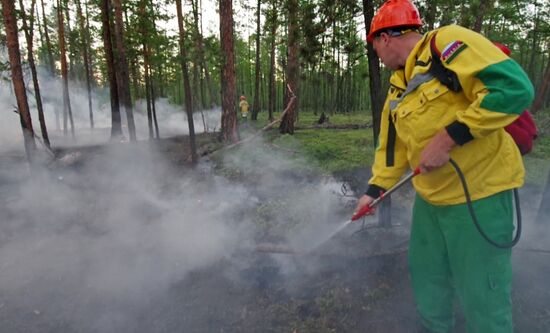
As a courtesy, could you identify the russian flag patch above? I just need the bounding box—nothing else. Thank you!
[441,41,468,64]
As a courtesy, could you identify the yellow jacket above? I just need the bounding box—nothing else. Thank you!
[368,25,534,205]
[239,100,249,115]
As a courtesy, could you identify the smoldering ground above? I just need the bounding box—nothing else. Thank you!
[0,129,374,333]
[2,65,550,332]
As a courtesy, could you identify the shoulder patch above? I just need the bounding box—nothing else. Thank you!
[441,41,468,64]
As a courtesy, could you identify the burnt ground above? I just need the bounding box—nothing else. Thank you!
[0,134,549,333]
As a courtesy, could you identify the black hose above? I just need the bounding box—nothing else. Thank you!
[449,158,521,249]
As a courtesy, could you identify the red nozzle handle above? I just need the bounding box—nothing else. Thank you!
[351,167,421,222]
[351,204,375,221]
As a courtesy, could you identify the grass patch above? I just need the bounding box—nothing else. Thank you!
[273,129,374,174]
[240,110,550,179]
[530,135,550,160]
[239,110,374,174]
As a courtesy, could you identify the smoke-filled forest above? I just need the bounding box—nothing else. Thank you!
[1,0,550,332]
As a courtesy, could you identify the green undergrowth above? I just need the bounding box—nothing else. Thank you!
[273,130,373,174]
[233,110,550,182]
[240,111,374,174]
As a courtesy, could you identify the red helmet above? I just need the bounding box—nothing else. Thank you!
[493,42,511,56]
[367,0,422,43]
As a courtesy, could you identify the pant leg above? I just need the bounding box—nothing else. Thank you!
[438,190,514,333]
[409,194,455,333]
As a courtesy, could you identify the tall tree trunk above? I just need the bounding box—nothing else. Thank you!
[362,0,383,143]
[85,0,94,85]
[40,0,55,75]
[130,58,139,102]
[63,0,76,81]
[528,9,539,80]
[280,0,299,134]
[251,0,261,120]
[76,0,94,129]
[19,0,50,149]
[138,0,153,139]
[35,2,46,67]
[187,0,202,110]
[191,0,216,108]
[144,57,154,139]
[57,0,75,138]
[532,49,550,113]
[112,0,136,141]
[473,0,492,32]
[425,0,437,30]
[220,0,238,143]
[363,0,390,227]
[41,0,60,130]
[100,0,122,138]
[2,0,37,162]
[176,0,198,163]
[268,34,275,121]
[267,0,277,122]
[150,78,160,138]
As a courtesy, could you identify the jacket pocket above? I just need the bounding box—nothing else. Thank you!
[397,80,449,119]
[395,80,450,144]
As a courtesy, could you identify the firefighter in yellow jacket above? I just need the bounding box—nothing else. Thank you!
[239,95,249,119]
[356,0,534,332]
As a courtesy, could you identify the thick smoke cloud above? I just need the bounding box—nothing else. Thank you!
[0,66,356,331]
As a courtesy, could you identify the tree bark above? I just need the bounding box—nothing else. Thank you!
[176,0,198,163]
[363,0,390,227]
[40,0,55,75]
[528,10,539,80]
[112,0,136,141]
[19,0,50,149]
[63,0,76,81]
[150,78,160,138]
[76,0,94,129]
[473,0,492,32]
[279,0,299,134]
[57,0,75,138]
[532,48,550,113]
[144,44,154,139]
[100,0,122,138]
[220,0,238,143]
[2,0,37,162]
[267,0,277,122]
[191,0,216,108]
[251,0,261,120]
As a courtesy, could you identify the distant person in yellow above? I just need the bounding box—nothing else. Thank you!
[239,95,249,119]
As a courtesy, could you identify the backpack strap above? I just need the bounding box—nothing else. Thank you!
[429,32,463,92]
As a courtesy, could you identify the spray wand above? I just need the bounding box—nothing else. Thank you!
[350,167,421,221]
[305,167,421,253]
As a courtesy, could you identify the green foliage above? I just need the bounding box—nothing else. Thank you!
[257,111,375,174]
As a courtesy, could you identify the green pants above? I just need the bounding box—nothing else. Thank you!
[409,191,514,333]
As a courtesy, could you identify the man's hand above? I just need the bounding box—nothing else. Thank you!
[419,130,456,173]
[353,194,376,220]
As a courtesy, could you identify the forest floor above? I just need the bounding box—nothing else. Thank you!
[0,129,549,333]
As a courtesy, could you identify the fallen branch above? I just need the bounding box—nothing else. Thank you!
[187,87,297,162]
[224,94,296,150]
